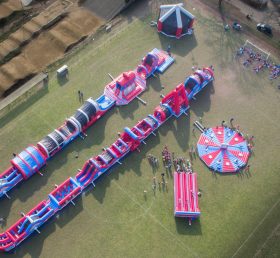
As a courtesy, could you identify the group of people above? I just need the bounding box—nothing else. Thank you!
[147,154,159,168]
[146,173,168,195]
[221,118,255,149]
[173,156,193,173]
[151,174,168,194]
[146,145,196,195]
[246,134,255,153]
[188,144,196,160]
[162,146,172,168]
[236,46,280,80]
[148,146,194,173]
[221,118,247,139]
[146,146,172,170]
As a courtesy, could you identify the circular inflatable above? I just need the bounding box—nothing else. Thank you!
[197,126,250,173]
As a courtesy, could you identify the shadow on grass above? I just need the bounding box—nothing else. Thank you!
[1,94,201,250]
[175,217,202,235]
[57,76,69,86]
[91,132,161,204]
[0,86,49,129]
[55,195,84,228]
[117,98,140,120]
[190,82,214,120]
[122,0,150,23]
[5,197,84,258]
[205,166,252,179]
[0,197,13,229]
[158,33,198,58]
[159,115,191,152]
[148,75,163,92]
[91,114,191,204]
[3,222,57,258]
[0,108,117,215]
[117,76,163,120]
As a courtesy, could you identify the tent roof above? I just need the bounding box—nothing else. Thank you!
[158,3,194,24]
[157,3,195,38]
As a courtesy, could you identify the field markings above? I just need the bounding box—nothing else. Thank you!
[231,197,280,258]
[254,223,280,257]
[80,182,156,225]
[77,178,200,257]
[110,180,200,258]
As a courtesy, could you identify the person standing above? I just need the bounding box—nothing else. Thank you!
[245,164,250,173]
[167,44,171,56]
[78,90,81,103]
[249,135,255,145]
[80,91,84,103]
[230,118,234,128]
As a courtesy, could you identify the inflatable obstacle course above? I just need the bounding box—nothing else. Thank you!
[0,66,214,252]
[0,49,174,199]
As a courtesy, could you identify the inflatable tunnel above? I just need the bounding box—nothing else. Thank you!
[71,99,99,130]
[37,131,65,158]
[10,146,46,179]
[154,104,172,122]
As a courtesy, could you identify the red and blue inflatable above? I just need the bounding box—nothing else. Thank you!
[174,171,200,221]
[0,49,174,199]
[157,3,195,39]
[197,126,250,173]
[0,66,214,252]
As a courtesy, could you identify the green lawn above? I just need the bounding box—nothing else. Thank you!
[0,3,280,258]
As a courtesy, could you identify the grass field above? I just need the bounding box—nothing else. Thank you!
[0,2,280,258]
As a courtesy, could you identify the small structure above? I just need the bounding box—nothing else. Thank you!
[104,48,174,105]
[157,3,195,39]
[57,65,68,78]
[197,126,250,173]
[104,71,146,106]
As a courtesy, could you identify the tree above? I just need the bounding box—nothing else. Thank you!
[218,0,224,8]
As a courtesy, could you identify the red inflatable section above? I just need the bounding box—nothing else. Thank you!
[174,172,200,218]
[162,84,189,116]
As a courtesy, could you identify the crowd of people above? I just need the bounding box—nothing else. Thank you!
[162,145,172,168]
[220,118,255,153]
[146,145,196,195]
[236,46,280,80]
[144,119,255,196]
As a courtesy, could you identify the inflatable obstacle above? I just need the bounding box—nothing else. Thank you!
[197,126,250,173]
[157,3,195,39]
[0,49,174,199]
[174,171,200,221]
[0,66,213,252]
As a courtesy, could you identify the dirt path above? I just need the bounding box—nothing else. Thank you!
[192,0,280,56]
[232,0,280,29]
[0,0,22,20]
[0,0,143,97]
[82,0,133,20]
[0,7,103,96]
[0,1,72,61]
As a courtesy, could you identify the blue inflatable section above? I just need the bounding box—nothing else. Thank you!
[124,127,139,140]
[11,146,45,179]
[96,94,115,111]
